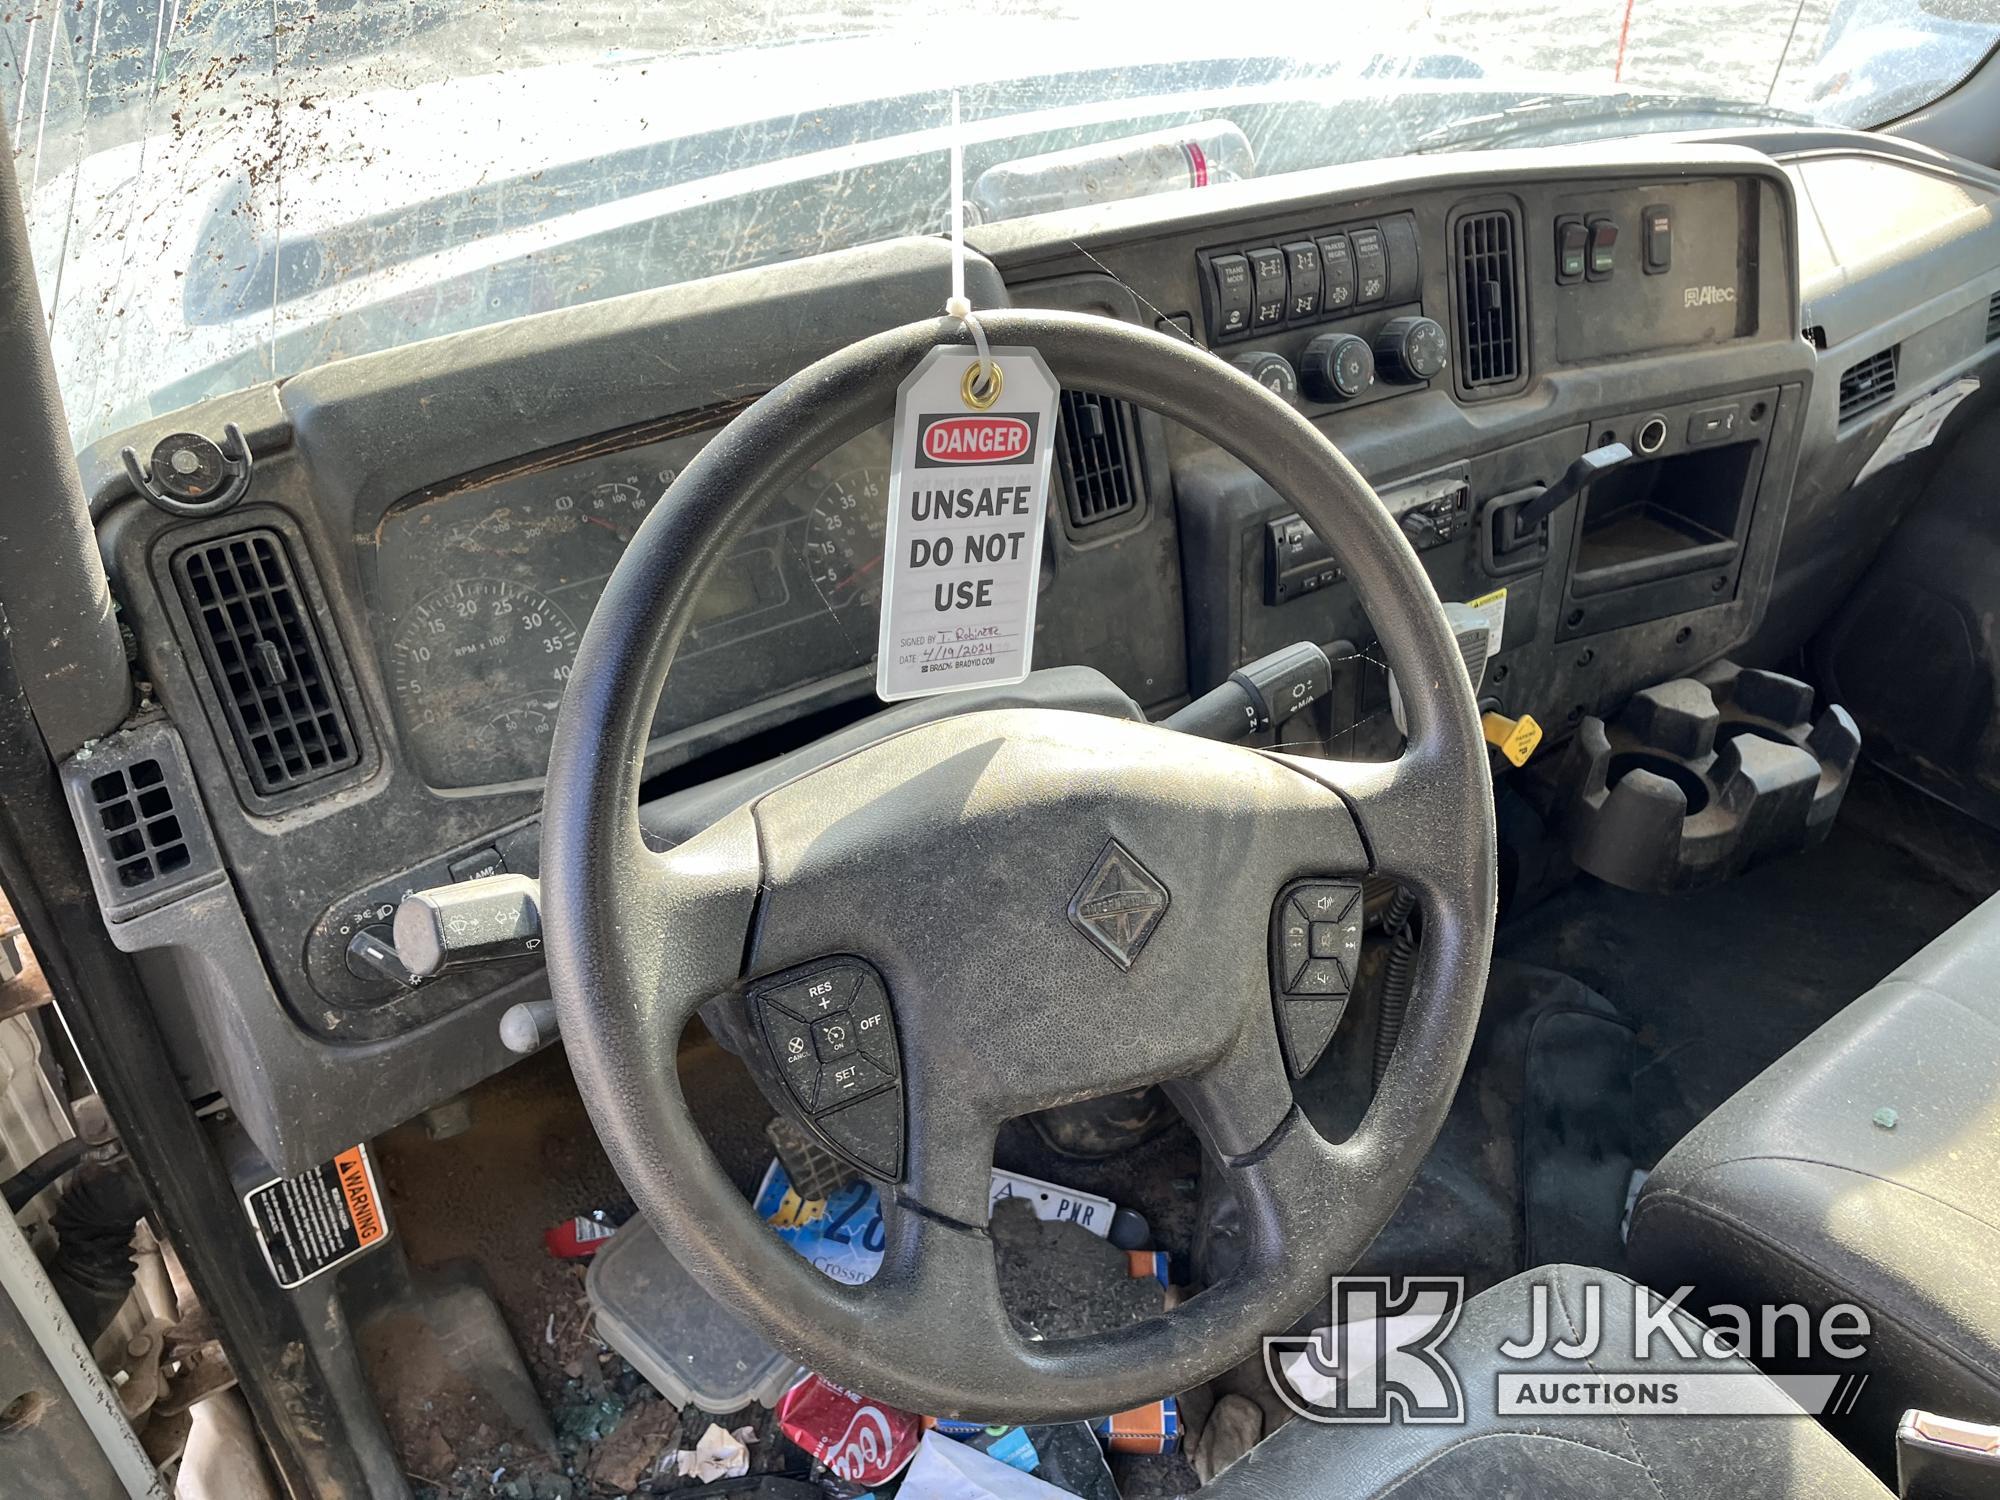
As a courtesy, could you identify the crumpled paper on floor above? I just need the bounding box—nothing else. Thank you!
[664,1422,756,1481]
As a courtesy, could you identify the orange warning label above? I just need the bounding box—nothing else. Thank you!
[334,1146,386,1249]
[244,1142,391,1288]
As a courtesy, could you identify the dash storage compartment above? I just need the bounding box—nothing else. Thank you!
[1556,661,1860,893]
[1570,441,1754,593]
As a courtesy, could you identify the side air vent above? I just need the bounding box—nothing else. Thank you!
[1056,391,1144,528]
[89,758,190,891]
[1838,347,1899,423]
[171,530,359,795]
[1453,209,1522,392]
[60,723,220,921]
[1986,291,2000,343]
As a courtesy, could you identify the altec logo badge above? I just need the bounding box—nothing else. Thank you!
[916,413,1036,466]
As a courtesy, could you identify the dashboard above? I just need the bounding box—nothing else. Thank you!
[75,128,2000,1178]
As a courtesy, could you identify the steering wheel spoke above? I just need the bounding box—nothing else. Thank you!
[1273,749,1457,905]
[622,809,765,1031]
[894,1095,1001,1232]
[1169,1010,1297,1163]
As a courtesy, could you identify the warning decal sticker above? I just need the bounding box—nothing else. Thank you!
[243,1142,389,1288]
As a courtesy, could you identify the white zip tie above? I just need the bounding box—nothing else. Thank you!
[944,90,995,400]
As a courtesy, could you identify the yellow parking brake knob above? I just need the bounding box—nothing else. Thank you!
[1481,711,1544,768]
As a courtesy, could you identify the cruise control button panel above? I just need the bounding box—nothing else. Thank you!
[751,958,904,1179]
[1270,880,1363,1076]
[812,1015,857,1061]
[846,976,900,1076]
[763,1005,822,1109]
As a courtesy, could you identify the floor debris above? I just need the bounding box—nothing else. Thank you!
[663,1424,756,1482]
[1189,1395,1262,1484]
[380,1043,1208,1498]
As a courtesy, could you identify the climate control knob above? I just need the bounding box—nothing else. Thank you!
[1372,316,1448,383]
[1299,333,1374,403]
[1229,350,1300,405]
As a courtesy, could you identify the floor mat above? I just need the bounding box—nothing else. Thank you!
[1325,961,1634,1296]
[1496,795,1978,1169]
[1841,762,2000,903]
[1520,999,1636,1272]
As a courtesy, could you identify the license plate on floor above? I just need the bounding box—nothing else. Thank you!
[988,1169,1116,1237]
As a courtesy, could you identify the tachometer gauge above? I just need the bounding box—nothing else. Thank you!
[390,578,580,784]
[803,467,888,611]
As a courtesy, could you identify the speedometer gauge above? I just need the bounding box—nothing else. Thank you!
[803,467,888,611]
[390,578,580,784]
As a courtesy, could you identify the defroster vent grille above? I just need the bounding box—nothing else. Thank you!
[87,758,190,891]
[171,530,358,795]
[60,722,220,920]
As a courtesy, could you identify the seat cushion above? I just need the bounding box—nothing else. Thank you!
[1627,890,2000,1476]
[1203,1264,1886,1499]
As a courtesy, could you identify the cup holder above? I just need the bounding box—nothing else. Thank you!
[1558,662,1862,892]
[1606,751,1711,815]
[1721,722,1799,750]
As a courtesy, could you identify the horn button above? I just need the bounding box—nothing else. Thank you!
[735,708,1369,1172]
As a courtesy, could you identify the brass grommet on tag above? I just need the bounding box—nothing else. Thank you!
[961,361,1003,410]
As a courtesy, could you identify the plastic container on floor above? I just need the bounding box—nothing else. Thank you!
[586,1214,800,1411]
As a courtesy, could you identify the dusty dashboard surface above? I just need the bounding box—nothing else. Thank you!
[98,130,2000,1178]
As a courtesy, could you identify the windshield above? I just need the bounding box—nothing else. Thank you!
[5,0,1997,451]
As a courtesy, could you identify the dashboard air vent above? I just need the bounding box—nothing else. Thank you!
[1056,391,1143,527]
[171,530,359,795]
[59,723,220,921]
[1987,291,2000,343]
[1454,210,1521,390]
[86,758,191,892]
[1837,347,1899,423]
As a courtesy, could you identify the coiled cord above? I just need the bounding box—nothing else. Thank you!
[1372,886,1421,1090]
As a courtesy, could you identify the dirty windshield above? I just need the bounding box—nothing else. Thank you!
[4,0,1996,450]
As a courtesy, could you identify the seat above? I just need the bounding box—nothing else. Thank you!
[1204,1264,1887,1499]
[1628,891,2000,1476]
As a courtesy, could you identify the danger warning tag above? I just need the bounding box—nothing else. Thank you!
[243,1143,389,1288]
[875,344,1061,701]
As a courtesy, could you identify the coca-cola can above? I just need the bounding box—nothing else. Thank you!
[776,1374,922,1485]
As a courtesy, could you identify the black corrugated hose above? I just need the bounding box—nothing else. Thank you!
[1372,886,1421,1090]
[46,1160,148,1345]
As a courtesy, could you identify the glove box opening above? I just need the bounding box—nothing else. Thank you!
[1571,439,1757,595]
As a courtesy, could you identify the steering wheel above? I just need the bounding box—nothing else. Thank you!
[543,311,1496,1421]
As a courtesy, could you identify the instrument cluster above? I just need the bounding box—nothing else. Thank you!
[369,423,892,787]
